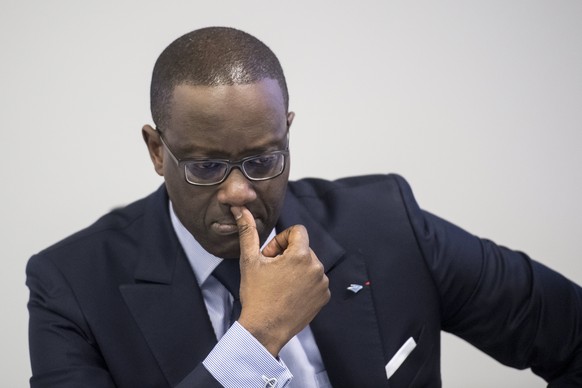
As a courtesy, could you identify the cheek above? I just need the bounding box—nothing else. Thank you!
[165,175,214,226]
[174,192,218,241]
[259,177,288,211]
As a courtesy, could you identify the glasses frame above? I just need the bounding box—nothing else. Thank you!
[155,128,289,186]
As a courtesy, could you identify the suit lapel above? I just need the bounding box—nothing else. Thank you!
[119,187,217,387]
[278,191,389,387]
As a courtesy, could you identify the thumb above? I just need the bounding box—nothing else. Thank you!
[231,206,261,262]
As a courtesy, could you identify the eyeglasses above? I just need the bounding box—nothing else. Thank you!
[156,129,289,186]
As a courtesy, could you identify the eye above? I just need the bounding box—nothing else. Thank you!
[185,161,226,180]
[247,154,278,168]
[192,161,223,170]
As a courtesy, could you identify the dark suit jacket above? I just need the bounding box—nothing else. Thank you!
[27,174,582,387]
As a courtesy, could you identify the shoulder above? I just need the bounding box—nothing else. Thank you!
[287,173,417,211]
[288,173,411,197]
[28,186,165,270]
[285,173,419,231]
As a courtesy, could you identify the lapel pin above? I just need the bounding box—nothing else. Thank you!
[347,284,364,293]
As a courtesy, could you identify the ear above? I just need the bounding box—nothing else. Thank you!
[142,124,164,176]
[286,111,295,128]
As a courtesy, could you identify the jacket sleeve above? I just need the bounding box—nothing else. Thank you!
[26,254,221,388]
[395,175,582,386]
[27,254,118,388]
[174,367,224,388]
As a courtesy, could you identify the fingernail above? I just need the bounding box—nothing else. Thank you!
[231,206,242,220]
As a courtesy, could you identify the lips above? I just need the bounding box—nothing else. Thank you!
[209,216,263,236]
[210,221,238,235]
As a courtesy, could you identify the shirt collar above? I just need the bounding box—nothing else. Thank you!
[169,201,275,286]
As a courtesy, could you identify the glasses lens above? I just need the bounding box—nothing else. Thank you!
[184,161,228,185]
[243,153,285,180]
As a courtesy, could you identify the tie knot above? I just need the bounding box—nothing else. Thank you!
[212,259,241,300]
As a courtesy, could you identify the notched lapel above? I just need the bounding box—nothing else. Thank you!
[311,252,390,388]
[279,193,388,386]
[120,251,216,388]
[278,191,345,272]
[120,187,217,387]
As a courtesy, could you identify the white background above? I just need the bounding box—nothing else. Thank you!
[2,1,581,387]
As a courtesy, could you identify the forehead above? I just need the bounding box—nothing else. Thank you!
[164,79,288,156]
[168,79,286,131]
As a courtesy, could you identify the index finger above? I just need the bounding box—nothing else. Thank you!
[231,206,261,261]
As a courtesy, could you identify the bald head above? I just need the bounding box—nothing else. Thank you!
[150,27,289,128]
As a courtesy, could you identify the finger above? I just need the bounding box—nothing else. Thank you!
[261,229,289,257]
[262,225,309,257]
[231,206,261,261]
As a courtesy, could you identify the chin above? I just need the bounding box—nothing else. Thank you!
[207,239,241,259]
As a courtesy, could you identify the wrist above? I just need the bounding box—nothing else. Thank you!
[238,315,289,357]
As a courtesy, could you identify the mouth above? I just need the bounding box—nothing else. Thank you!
[210,220,239,235]
[209,216,264,236]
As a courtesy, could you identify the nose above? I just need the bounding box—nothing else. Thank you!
[216,168,257,207]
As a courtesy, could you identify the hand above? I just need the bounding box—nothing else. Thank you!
[231,206,330,356]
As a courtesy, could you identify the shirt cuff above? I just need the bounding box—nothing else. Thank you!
[203,321,293,387]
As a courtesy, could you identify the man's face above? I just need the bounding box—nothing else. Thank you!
[144,79,293,258]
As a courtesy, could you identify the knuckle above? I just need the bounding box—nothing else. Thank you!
[291,224,307,234]
[321,275,329,290]
[324,288,331,302]
[296,246,311,259]
[290,224,309,240]
[309,259,325,277]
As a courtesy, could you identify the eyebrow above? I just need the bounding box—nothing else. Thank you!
[176,134,288,160]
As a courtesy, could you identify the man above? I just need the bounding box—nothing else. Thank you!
[26,27,582,387]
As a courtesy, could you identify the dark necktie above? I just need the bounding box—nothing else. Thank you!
[212,259,242,326]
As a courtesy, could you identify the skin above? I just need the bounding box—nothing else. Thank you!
[143,79,330,355]
[143,79,293,259]
[233,205,330,356]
